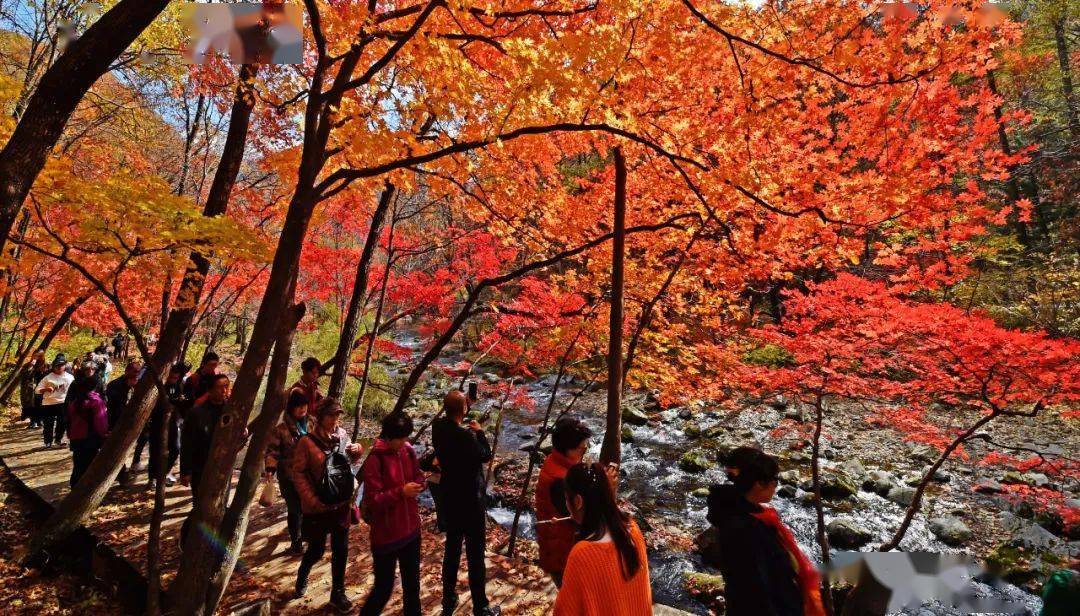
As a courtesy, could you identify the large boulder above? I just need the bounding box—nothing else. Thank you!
[929,517,972,546]
[819,473,860,501]
[827,518,872,549]
[840,459,868,483]
[886,485,917,507]
[679,449,715,473]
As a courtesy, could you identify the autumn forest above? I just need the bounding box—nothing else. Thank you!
[0,1,1077,615]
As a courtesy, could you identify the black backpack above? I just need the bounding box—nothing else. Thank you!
[308,434,356,505]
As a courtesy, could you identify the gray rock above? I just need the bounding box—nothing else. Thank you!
[622,406,650,426]
[862,470,896,496]
[840,459,868,482]
[820,473,859,500]
[908,443,937,463]
[677,408,693,420]
[929,517,972,546]
[778,470,801,485]
[827,518,872,549]
[777,484,797,499]
[1024,472,1051,488]
[1010,523,1061,551]
[783,407,808,422]
[482,372,501,383]
[887,486,917,507]
[768,395,789,411]
[930,468,951,483]
[974,478,1004,494]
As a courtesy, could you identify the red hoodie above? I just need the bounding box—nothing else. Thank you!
[536,449,579,576]
[361,439,424,554]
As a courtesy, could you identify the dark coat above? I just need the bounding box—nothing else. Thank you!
[431,416,491,529]
[706,484,803,616]
[104,376,136,429]
[180,400,225,480]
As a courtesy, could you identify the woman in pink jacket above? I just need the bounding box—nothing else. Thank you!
[359,412,425,616]
[65,373,109,487]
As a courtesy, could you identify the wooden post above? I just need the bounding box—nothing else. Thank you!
[599,146,626,466]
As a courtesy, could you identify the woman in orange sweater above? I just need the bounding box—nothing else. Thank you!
[553,462,652,616]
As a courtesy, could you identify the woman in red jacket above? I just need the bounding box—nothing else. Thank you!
[359,412,425,616]
[535,416,592,586]
[291,400,362,612]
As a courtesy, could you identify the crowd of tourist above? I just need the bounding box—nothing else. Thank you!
[16,339,832,616]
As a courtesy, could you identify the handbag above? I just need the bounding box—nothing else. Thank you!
[259,475,276,507]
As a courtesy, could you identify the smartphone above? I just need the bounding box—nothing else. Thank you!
[467,381,479,401]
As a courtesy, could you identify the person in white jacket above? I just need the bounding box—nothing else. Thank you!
[36,354,74,447]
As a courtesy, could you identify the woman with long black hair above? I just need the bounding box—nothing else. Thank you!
[553,462,652,616]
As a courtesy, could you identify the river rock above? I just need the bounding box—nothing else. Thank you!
[778,470,801,485]
[1024,472,1051,487]
[622,406,650,426]
[827,518,872,549]
[973,478,1004,494]
[768,395,789,411]
[677,407,693,420]
[862,470,896,496]
[621,426,635,443]
[777,484,797,499]
[684,572,726,612]
[783,406,809,422]
[694,527,723,568]
[887,485,917,506]
[1002,470,1027,484]
[908,443,937,463]
[679,449,715,473]
[481,372,501,383]
[840,459,868,482]
[929,468,951,483]
[819,473,859,500]
[929,517,972,546]
[691,487,710,498]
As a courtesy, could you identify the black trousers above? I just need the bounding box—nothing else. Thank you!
[442,514,489,613]
[278,472,302,543]
[70,435,102,487]
[359,536,421,616]
[298,512,348,593]
[41,403,65,445]
[147,413,179,480]
[131,426,150,468]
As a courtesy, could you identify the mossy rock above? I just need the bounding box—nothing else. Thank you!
[679,449,716,473]
[684,571,726,612]
[691,487,710,498]
[819,473,859,500]
[621,426,635,443]
[622,406,650,426]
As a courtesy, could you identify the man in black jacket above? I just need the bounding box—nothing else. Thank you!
[431,390,500,616]
[146,363,188,489]
[178,373,230,547]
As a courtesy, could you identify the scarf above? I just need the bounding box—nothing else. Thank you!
[750,506,826,616]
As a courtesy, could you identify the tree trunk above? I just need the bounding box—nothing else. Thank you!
[146,400,174,616]
[202,300,305,612]
[0,293,89,403]
[327,184,394,401]
[600,147,626,466]
[24,65,258,560]
[485,379,514,485]
[0,0,172,258]
[352,217,396,438]
[810,391,834,616]
[1054,17,1079,141]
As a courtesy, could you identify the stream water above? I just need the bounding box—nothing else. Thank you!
[389,333,1045,615]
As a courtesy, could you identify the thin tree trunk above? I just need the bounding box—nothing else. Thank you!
[600,147,627,466]
[327,183,394,401]
[351,215,396,438]
[203,299,305,611]
[1054,17,1079,141]
[147,399,174,616]
[24,65,258,560]
[810,389,833,616]
[485,378,514,485]
[0,0,172,258]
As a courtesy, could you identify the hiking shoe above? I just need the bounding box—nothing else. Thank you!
[294,576,308,599]
[329,590,352,612]
[165,473,177,486]
[289,539,304,555]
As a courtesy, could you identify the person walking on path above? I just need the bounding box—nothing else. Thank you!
[183,351,220,406]
[64,371,109,487]
[106,360,143,483]
[706,448,825,616]
[179,373,231,544]
[264,388,315,553]
[553,462,652,616]
[289,356,323,414]
[291,399,363,613]
[432,390,500,616]
[35,354,73,447]
[536,416,592,587]
[20,349,47,428]
[358,412,425,616]
[147,363,187,490]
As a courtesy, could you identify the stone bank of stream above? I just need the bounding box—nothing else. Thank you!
[387,333,1070,614]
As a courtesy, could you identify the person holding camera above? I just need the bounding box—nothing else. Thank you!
[432,389,500,616]
[291,399,363,613]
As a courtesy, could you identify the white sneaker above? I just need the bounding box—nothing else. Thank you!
[165,474,177,486]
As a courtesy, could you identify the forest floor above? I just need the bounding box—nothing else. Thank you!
[0,406,561,615]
